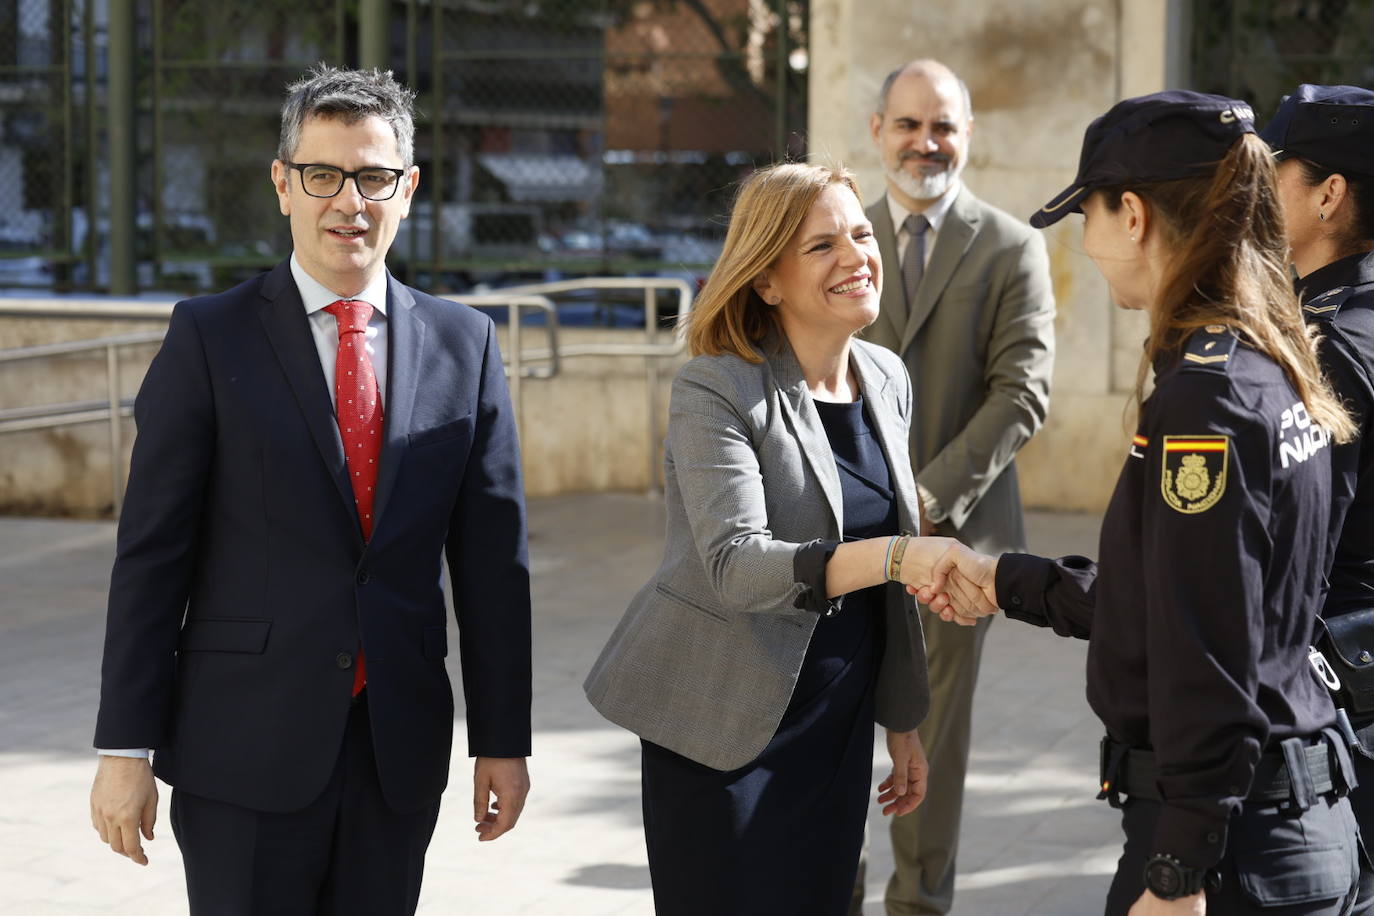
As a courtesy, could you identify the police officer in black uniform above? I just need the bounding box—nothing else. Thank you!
[916,91,1363,914]
[1263,81,1374,873]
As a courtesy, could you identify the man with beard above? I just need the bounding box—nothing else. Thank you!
[858,59,1055,916]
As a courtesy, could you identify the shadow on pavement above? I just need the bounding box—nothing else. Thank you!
[0,495,1116,915]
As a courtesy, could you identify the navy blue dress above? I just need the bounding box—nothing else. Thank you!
[641,396,898,916]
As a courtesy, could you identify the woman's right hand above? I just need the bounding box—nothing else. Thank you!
[899,539,1000,624]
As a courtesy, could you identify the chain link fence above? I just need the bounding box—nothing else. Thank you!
[14,2,1374,298]
[152,0,346,292]
[1191,0,1374,118]
[0,0,86,290]
[1,0,807,296]
[404,0,807,301]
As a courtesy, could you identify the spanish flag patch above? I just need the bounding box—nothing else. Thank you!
[1161,436,1228,514]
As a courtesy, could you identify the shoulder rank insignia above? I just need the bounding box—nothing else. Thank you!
[1162,436,1228,513]
[1181,325,1238,371]
[1302,285,1354,319]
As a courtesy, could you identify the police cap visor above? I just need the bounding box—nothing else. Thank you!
[1031,90,1257,229]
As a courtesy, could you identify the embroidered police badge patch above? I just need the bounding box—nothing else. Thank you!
[1161,436,1228,513]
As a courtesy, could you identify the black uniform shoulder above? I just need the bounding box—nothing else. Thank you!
[1328,283,1374,333]
[1316,286,1374,405]
[1150,327,1281,431]
[1175,324,1240,376]
[1310,279,1374,373]
[1302,285,1363,322]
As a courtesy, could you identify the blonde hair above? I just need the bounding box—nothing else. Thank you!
[1102,133,1355,442]
[688,162,862,362]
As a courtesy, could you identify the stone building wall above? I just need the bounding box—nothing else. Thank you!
[809,0,1176,512]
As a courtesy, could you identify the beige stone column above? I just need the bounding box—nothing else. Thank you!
[809,0,1175,512]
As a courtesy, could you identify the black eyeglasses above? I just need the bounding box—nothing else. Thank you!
[285,162,407,201]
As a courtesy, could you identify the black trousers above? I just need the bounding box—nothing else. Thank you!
[169,694,442,916]
[639,610,877,916]
[1105,792,1362,915]
[1345,751,1374,915]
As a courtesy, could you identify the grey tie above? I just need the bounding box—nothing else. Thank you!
[902,213,929,307]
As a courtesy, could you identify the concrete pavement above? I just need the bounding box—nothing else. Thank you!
[0,494,1116,914]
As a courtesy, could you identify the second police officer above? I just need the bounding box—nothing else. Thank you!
[1263,83,1374,898]
[916,91,1364,914]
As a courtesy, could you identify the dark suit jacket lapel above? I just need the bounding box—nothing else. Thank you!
[763,331,844,534]
[900,187,980,355]
[371,275,424,532]
[257,260,360,535]
[868,197,906,349]
[851,345,919,535]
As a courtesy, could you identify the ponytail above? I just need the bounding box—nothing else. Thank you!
[1102,133,1355,443]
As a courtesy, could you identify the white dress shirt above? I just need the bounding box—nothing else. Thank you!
[292,253,390,410]
[886,179,960,272]
[98,256,391,760]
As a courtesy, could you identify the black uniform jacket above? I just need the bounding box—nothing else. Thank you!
[996,326,1337,870]
[1300,251,1374,616]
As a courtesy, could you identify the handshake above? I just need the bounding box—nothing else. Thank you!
[896,537,1001,625]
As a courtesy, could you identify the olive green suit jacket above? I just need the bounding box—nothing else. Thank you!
[862,188,1055,554]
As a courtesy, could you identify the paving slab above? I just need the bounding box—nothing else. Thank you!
[0,495,1115,914]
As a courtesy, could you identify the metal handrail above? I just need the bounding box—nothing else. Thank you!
[0,399,135,426]
[0,298,562,382]
[0,331,162,515]
[482,276,694,490]
[0,331,167,362]
[0,276,694,513]
[439,294,561,447]
[0,296,560,518]
[485,276,693,355]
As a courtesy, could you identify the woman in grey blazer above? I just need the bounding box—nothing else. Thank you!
[585,163,956,915]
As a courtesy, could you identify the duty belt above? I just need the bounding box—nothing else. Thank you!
[1097,728,1358,811]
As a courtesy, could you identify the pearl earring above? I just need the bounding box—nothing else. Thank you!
[1130,235,1137,242]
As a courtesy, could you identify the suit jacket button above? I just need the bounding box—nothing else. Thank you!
[356,569,370,585]
[336,652,353,669]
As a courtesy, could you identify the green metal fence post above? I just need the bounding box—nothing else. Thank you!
[58,0,74,291]
[360,0,389,70]
[108,0,137,295]
[430,0,442,286]
[151,0,163,288]
[774,0,788,160]
[405,0,418,286]
[84,0,97,286]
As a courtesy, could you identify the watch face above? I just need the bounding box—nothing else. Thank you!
[1146,860,1181,897]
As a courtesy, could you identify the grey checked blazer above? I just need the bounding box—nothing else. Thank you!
[584,331,930,771]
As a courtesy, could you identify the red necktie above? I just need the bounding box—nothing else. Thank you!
[325,299,382,696]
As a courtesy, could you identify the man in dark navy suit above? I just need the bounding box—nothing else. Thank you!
[88,65,532,915]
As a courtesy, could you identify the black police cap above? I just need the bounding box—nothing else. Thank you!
[1031,90,1257,228]
[1259,83,1374,177]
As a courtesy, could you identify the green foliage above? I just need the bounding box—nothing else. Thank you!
[1192,0,1374,118]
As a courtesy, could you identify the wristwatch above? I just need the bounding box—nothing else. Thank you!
[1143,854,1210,899]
